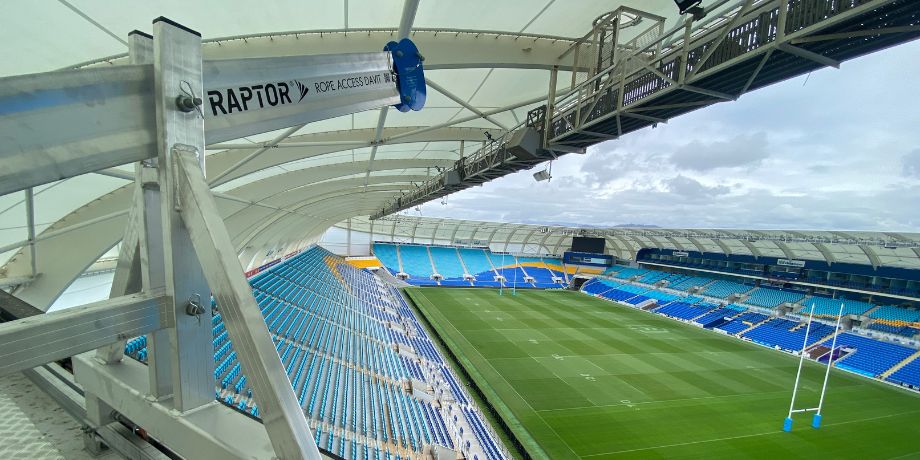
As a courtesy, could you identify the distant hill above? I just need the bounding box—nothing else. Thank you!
[517,220,659,229]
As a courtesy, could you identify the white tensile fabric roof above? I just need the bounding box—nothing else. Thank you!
[1,0,686,308]
[347,215,920,270]
[2,1,916,310]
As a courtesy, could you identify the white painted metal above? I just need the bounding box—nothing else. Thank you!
[815,302,846,416]
[786,303,816,420]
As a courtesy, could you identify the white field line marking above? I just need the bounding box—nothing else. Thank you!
[419,290,580,459]
[581,409,920,457]
[536,388,793,413]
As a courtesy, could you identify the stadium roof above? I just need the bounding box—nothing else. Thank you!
[2,1,915,308]
[1,0,697,308]
[345,215,920,269]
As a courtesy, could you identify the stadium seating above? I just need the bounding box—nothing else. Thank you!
[581,270,920,395]
[125,246,504,459]
[372,243,401,274]
[399,245,436,278]
[459,248,495,278]
[656,302,716,321]
[742,318,836,352]
[693,307,743,327]
[869,305,920,324]
[609,267,648,280]
[744,287,804,308]
[703,280,753,298]
[803,295,875,318]
[373,243,566,289]
[668,276,713,291]
[888,358,920,388]
[429,246,466,279]
[641,289,683,304]
[715,311,768,335]
[824,333,916,377]
[865,322,919,338]
[639,270,670,284]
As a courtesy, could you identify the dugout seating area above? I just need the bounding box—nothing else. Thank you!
[124,246,505,460]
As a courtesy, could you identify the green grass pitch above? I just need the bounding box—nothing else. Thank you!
[405,287,920,459]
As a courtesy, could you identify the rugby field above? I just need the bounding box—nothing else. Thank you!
[405,287,920,459]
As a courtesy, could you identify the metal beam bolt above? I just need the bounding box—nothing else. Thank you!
[175,95,203,113]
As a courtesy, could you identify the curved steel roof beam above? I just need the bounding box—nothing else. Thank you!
[70,29,580,72]
[227,158,457,202]
[207,126,487,187]
[229,186,410,246]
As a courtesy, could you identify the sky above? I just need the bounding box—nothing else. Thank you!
[416,39,920,232]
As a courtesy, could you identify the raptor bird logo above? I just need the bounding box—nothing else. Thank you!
[293,80,309,102]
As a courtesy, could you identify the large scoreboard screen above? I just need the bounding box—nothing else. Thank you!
[563,251,613,267]
[571,236,605,254]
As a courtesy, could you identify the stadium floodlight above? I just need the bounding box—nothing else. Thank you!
[533,170,551,182]
[533,161,553,182]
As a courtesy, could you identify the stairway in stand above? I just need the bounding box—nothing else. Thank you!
[881,349,920,379]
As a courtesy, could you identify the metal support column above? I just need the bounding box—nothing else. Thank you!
[152,18,214,412]
[542,65,558,148]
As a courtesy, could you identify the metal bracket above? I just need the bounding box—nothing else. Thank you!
[185,293,204,325]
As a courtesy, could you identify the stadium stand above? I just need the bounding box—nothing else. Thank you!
[825,333,917,378]
[429,247,466,279]
[373,243,401,275]
[459,248,495,279]
[804,295,876,317]
[668,275,713,291]
[744,287,804,308]
[742,318,836,352]
[868,322,920,337]
[126,246,502,460]
[693,307,744,328]
[373,243,565,289]
[580,270,920,396]
[715,311,769,335]
[869,305,920,324]
[703,280,753,298]
[398,245,436,279]
[609,267,648,280]
[888,358,920,388]
[639,270,671,284]
[656,302,717,321]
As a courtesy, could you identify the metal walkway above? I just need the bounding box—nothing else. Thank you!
[373,0,920,218]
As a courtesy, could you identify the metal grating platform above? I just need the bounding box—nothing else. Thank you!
[0,373,119,460]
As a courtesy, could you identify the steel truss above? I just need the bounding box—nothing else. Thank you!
[0,13,426,459]
[372,0,920,218]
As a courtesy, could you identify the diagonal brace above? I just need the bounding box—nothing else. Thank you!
[172,147,321,460]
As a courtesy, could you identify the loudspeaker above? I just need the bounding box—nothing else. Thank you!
[443,170,461,186]
[505,128,542,161]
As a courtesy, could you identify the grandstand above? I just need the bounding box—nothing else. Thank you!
[1,1,919,459]
[128,246,497,459]
[372,242,567,289]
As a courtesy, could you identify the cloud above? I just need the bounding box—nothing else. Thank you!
[665,175,731,198]
[413,40,920,232]
[902,149,920,179]
[669,132,769,171]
